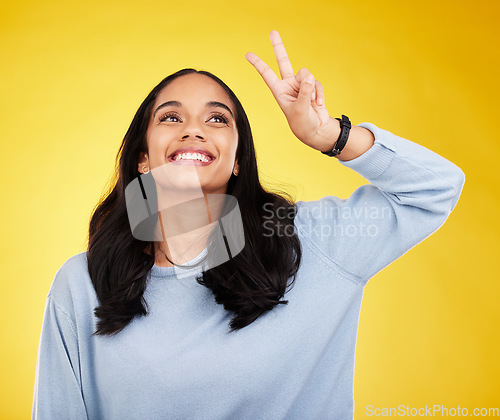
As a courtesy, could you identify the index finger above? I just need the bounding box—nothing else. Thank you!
[269,30,294,80]
[245,51,280,95]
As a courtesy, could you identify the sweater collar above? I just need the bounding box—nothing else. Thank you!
[149,246,209,278]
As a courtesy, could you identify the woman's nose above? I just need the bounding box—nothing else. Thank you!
[181,120,206,140]
[182,133,205,140]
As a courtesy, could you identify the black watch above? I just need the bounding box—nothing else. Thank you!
[321,115,351,157]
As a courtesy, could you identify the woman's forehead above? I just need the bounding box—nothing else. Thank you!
[156,74,232,108]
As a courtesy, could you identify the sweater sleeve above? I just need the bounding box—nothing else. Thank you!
[32,294,88,420]
[294,122,466,284]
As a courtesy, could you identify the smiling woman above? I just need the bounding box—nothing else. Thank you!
[82,67,303,332]
[32,31,465,420]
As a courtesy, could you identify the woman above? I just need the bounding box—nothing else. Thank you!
[32,31,465,419]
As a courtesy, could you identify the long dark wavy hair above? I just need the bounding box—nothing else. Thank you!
[87,68,302,336]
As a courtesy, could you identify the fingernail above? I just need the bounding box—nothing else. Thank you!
[305,75,314,84]
[318,97,323,106]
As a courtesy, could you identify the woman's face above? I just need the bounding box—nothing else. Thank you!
[140,73,239,195]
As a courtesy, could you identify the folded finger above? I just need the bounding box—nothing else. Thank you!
[315,80,324,106]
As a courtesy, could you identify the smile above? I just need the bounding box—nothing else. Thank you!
[168,152,215,166]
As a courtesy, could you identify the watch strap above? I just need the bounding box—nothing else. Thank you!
[321,114,351,157]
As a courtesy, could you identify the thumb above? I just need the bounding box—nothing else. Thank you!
[296,75,315,110]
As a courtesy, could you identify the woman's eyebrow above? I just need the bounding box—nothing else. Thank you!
[153,100,234,119]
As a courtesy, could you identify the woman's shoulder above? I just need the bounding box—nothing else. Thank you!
[51,251,89,286]
[47,251,96,313]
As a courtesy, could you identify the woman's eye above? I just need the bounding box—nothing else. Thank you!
[210,114,229,124]
[159,113,180,123]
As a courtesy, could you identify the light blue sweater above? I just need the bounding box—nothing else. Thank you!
[32,122,465,419]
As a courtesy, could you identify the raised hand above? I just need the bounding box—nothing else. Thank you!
[245,30,340,153]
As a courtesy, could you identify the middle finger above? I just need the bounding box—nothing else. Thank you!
[269,30,295,80]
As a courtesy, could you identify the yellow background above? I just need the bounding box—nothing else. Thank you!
[1,0,498,418]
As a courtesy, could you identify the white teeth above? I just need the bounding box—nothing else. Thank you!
[173,152,211,162]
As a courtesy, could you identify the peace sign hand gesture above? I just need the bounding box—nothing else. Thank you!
[245,30,340,153]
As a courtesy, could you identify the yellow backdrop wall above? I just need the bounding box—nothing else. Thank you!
[1,0,498,418]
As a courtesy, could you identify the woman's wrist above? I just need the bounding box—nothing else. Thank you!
[336,124,375,161]
[320,117,375,161]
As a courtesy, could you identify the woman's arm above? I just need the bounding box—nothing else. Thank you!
[294,122,465,283]
[32,293,88,419]
[246,31,465,283]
